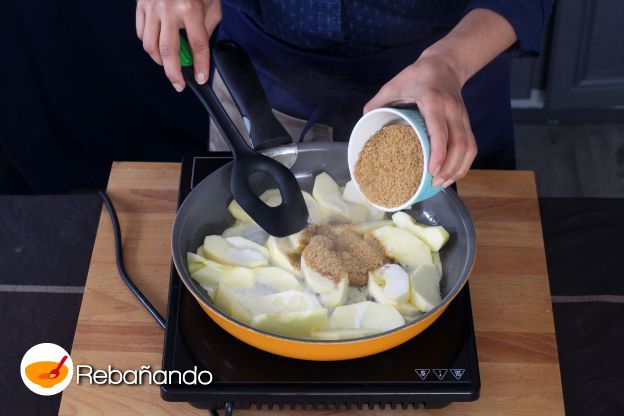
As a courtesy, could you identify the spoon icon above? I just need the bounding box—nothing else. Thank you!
[38,355,68,380]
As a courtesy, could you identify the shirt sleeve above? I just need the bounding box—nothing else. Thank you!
[464,0,554,57]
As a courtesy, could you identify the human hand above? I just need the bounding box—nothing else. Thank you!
[136,0,221,92]
[364,51,477,188]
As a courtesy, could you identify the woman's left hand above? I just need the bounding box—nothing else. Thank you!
[364,51,477,188]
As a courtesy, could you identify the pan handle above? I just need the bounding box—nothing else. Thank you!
[212,41,293,151]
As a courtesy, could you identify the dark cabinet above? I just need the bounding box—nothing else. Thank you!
[547,0,624,109]
[510,0,624,116]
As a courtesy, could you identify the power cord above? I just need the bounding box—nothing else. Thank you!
[98,190,166,329]
[99,191,234,415]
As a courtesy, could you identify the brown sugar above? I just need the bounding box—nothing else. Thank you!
[354,124,424,208]
[300,225,388,287]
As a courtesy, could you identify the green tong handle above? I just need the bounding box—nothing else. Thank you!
[180,35,193,67]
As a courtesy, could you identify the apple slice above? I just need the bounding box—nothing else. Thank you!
[392,212,450,251]
[222,222,269,245]
[254,267,302,291]
[300,257,344,294]
[318,193,368,223]
[227,199,254,224]
[214,284,253,324]
[342,180,386,221]
[243,290,321,315]
[301,258,348,308]
[372,226,432,269]
[287,231,304,251]
[342,180,367,205]
[396,301,423,317]
[310,328,378,340]
[259,188,282,207]
[187,251,209,274]
[253,187,335,225]
[225,236,269,258]
[319,277,349,308]
[368,264,410,305]
[251,309,328,338]
[266,236,302,276]
[327,301,405,331]
[409,264,442,312]
[432,251,443,276]
[204,235,269,267]
[353,220,393,233]
[190,258,256,288]
[312,172,341,201]
[302,191,335,225]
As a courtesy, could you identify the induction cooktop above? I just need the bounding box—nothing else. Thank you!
[160,154,480,415]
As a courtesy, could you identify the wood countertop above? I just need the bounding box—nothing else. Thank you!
[59,162,564,415]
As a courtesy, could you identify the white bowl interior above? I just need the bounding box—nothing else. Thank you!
[347,108,426,211]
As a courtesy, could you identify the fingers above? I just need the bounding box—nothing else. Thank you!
[142,5,162,65]
[136,2,146,40]
[160,17,185,91]
[456,112,478,179]
[204,0,222,35]
[184,12,210,84]
[418,102,448,178]
[432,101,476,187]
[363,84,402,114]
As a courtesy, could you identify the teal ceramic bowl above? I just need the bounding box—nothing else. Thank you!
[347,107,443,211]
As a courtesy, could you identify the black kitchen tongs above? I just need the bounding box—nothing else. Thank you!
[179,37,308,237]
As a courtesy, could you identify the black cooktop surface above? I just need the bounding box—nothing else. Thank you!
[161,154,480,412]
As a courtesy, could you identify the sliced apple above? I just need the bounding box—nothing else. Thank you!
[302,191,335,225]
[257,188,282,207]
[203,235,268,267]
[312,172,340,201]
[319,277,349,308]
[224,236,269,258]
[227,199,254,224]
[396,301,423,317]
[409,264,442,312]
[327,301,405,331]
[254,267,302,291]
[311,328,378,340]
[195,245,206,258]
[243,290,321,315]
[372,226,432,269]
[353,220,393,233]
[318,193,368,223]
[287,231,304,251]
[251,309,328,338]
[222,222,269,245]
[392,212,450,251]
[187,251,209,274]
[342,180,367,205]
[342,180,386,221]
[266,236,302,276]
[301,257,344,294]
[214,284,253,324]
[432,251,443,276]
[190,258,256,288]
[368,264,410,305]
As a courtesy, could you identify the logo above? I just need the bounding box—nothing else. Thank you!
[20,343,74,396]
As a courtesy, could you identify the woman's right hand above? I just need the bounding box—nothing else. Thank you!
[136,0,222,92]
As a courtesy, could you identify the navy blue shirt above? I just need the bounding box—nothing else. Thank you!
[223,0,553,57]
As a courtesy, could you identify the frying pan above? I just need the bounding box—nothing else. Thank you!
[171,41,476,361]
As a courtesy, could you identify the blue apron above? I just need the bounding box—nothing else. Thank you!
[215,3,514,169]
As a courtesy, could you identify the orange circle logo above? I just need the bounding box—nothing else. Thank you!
[20,343,73,396]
